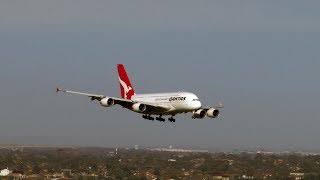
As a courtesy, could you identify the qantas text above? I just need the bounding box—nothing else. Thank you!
[169,97,186,101]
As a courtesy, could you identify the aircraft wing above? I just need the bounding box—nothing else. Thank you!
[201,102,223,110]
[57,87,107,101]
[56,88,171,112]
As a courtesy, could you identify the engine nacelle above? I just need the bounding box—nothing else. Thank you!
[100,98,115,107]
[207,108,220,118]
[192,109,207,119]
[132,103,147,112]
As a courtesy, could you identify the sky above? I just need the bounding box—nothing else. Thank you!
[0,0,320,151]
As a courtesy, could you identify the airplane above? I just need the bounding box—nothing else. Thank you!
[57,64,222,122]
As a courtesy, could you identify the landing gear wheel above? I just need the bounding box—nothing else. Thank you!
[143,115,154,120]
[156,115,165,122]
[168,116,176,122]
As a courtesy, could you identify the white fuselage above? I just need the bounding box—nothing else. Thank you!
[131,92,201,115]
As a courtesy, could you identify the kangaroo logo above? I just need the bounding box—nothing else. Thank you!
[119,76,134,99]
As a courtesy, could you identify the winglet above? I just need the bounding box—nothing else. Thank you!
[56,87,60,93]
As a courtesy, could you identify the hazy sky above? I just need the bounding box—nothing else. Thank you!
[1,1,320,151]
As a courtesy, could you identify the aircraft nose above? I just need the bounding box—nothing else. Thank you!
[194,101,201,109]
[197,101,202,108]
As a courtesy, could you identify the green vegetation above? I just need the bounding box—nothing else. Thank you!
[1,148,320,179]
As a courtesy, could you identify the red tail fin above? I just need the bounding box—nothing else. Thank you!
[117,64,135,99]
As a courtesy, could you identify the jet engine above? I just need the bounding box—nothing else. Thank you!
[206,108,220,118]
[100,98,115,107]
[132,103,147,112]
[192,109,207,119]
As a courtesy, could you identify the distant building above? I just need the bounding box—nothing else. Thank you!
[263,173,273,179]
[0,168,11,176]
[257,150,274,155]
[151,148,209,153]
[145,172,157,180]
[289,172,304,180]
[61,169,72,176]
[213,174,230,180]
[274,159,284,165]
[240,174,254,179]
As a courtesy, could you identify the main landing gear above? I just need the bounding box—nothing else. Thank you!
[142,115,175,122]
[168,116,176,123]
[156,115,165,122]
[142,114,154,120]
